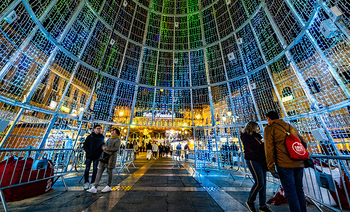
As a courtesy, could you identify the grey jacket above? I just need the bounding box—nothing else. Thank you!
[103,137,121,168]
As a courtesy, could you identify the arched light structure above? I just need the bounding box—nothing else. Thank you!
[0,0,349,157]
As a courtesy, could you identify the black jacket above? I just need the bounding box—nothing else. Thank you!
[83,132,105,160]
[127,143,133,149]
[241,132,266,164]
[146,143,152,150]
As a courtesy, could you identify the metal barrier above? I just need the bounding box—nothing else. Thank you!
[116,149,136,173]
[172,150,196,174]
[172,150,350,212]
[0,148,74,212]
[303,155,350,212]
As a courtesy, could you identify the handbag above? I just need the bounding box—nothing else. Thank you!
[304,158,314,168]
[99,152,111,164]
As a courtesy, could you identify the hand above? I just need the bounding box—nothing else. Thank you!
[271,172,280,179]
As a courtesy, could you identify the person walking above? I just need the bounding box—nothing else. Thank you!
[241,122,271,212]
[146,142,152,160]
[126,141,133,161]
[165,145,170,157]
[264,111,307,212]
[159,144,163,158]
[87,128,121,193]
[176,143,182,160]
[162,145,166,157]
[83,125,104,189]
[152,142,158,159]
[170,144,173,156]
[184,142,190,161]
[133,141,138,160]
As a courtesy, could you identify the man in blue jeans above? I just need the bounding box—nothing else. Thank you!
[83,125,105,189]
[264,111,307,212]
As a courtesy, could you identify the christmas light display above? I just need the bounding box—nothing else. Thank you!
[0,0,349,159]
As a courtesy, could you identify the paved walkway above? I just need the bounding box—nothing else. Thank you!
[2,153,323,212]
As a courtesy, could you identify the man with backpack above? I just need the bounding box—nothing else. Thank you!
[264,111,307,212]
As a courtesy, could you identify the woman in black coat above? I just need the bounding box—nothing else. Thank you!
[241,122,271,212]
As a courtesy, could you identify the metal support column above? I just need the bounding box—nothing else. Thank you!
[151,51,160,126]
[107,0,139,122]
[198,0,219,168]
[126,4,151,143]
[279,0,343,156]
[0,0,59,80]
[240,0,288,118]
[0,0,80,148]
[212,5,243,169]
[224,0,263,132]
[284,0,350,99]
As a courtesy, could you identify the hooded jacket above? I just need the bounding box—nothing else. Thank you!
[83,132,105,160]
[264,119,307,173]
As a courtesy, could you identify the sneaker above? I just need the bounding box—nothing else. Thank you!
[101,186,112,193]
[83,182,89,189]
[259,205,272,212]
[87,186,97,193]
[246,201,257,212]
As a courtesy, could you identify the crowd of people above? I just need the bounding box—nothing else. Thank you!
[145,141,173,160]
[81,110,309,212]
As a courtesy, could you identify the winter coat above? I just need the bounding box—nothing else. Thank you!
[83,132,105,160]
[152,144,158,152]
[146,143,152,150]
[133,144,138,152]
[159,145,163,152]
[103,136,121,168]
[264,119,307,173]
[176,144,182,150]
[184,144,189,150]
[241,132,266,164]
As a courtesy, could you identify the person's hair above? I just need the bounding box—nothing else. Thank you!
[94,125,102,129]
[111,128,120,135]
[266,111,279,120]
[243,122,259,135]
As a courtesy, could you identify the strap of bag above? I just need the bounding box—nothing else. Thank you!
[254,137,262,144]
[273,122,291,135]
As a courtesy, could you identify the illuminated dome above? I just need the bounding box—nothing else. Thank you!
[0,0,349,156]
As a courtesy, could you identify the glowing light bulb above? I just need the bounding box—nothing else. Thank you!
[227,111,232,116]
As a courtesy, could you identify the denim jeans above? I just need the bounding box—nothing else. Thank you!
[85,158,99,183]
[246,160,267,207]
[277,167,306,212]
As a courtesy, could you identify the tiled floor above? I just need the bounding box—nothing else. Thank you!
[1,153,327,212]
